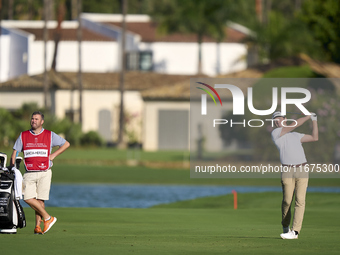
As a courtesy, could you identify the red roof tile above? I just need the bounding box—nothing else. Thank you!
[105,22,247,43]
[17,27,115,42]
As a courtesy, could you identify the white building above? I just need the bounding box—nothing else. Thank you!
[0,14,251,82]
[82,13,250,76]
[0,13,253,150]
[0,20,117,82]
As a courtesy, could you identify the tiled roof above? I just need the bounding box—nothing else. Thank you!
[0,71,195,91]
[17,27,115,42]
[141,69,263,101]
[300,54,340,78]
[300,54,340,95]
[105,22,247,43]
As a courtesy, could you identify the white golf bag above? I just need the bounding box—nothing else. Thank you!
[0,153,26,234]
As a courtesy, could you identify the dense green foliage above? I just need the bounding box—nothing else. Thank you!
[0,0,155,20]
[0,103,104,147]
[299,0,340,63]
[2,0,339,63]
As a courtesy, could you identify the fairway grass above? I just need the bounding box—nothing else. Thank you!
[51,163,340,186]
[2,193,339,255]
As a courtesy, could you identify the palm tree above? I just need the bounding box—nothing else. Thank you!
[43,0,49,110]
[51,0,66,71]
[0,0,2,82]
[77,0,83,125]
[150,0,228,75]
[8,0,13,20]
[245,2,318,63]
[117,0,127,147]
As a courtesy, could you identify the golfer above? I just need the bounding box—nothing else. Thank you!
[11,111,70,234]
[271,111,318,239]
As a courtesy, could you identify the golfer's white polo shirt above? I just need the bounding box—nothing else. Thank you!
[271,127,307,165]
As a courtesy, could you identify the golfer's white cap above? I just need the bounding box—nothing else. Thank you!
[272,111,285,119]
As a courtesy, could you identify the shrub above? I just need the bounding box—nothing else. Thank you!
[80,131,105,147]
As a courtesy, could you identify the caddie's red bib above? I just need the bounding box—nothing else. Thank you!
[22,129,51,171]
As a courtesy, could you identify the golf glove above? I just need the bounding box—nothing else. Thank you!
[311,112,317,121]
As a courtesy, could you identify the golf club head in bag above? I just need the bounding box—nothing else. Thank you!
[0,153,7,169]
[15,157,23,170]
[0,154,26,234]
[0,169,17,234]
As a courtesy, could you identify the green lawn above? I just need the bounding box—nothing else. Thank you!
[1,147,190,163]
[2,148,339,254]
[2,192,339,255]
[55,147,190,162]
[50,163,340,186]
[262,65,317,78]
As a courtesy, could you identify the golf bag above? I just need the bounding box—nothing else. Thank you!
[0,153,26,234]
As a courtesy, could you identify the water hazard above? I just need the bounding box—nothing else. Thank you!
[32,184,340,208]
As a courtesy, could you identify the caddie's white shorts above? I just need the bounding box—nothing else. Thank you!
[22,169,52,201]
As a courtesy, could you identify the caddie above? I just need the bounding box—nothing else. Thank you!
[11,111,70,234]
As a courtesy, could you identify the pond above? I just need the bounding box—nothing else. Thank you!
[28,184,340,208]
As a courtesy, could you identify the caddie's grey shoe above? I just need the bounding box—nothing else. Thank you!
[280,229,298,239]
[283,226,290,233]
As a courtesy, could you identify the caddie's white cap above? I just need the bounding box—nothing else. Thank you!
[272,111,285,119]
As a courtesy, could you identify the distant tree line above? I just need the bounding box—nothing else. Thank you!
[1,0,339,64]
[0,103,105,147]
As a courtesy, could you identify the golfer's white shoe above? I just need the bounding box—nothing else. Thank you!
[280,229,298,239]
[283,226,290,233]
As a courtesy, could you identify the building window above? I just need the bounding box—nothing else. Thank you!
[126,51,153,71]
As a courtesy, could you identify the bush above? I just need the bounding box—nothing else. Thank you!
[0,103,104,148]
[64,122,83,147]
[80,131,105,147]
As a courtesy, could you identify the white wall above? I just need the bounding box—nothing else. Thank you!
[28,41,118,75]
[0,91,44,109]
[143,101,190,151]
[140,42,198,75]
[140,42,247,76]
[55,90,144,142]
[0,34,10,82]
[28,41,54,75]
[1,18,248,83]
[0,27,32,80]
[203,43,247,76]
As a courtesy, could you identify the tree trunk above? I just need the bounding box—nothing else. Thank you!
[197,32,203,75]
[255,0,263,23]
[48,0,55,20]
[28,0,33,20]
[43,0,49,110]
[51,1,65,71]
[216,42,220,75]
[8,0,13,20]
[71,0,77,20]
[0,0,2,82]
[117,0,127,147]
[295,0,302,11]
[77,0,83,125]
[263,0,271,25]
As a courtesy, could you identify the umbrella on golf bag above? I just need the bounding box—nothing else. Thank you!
[0,152,26,234]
